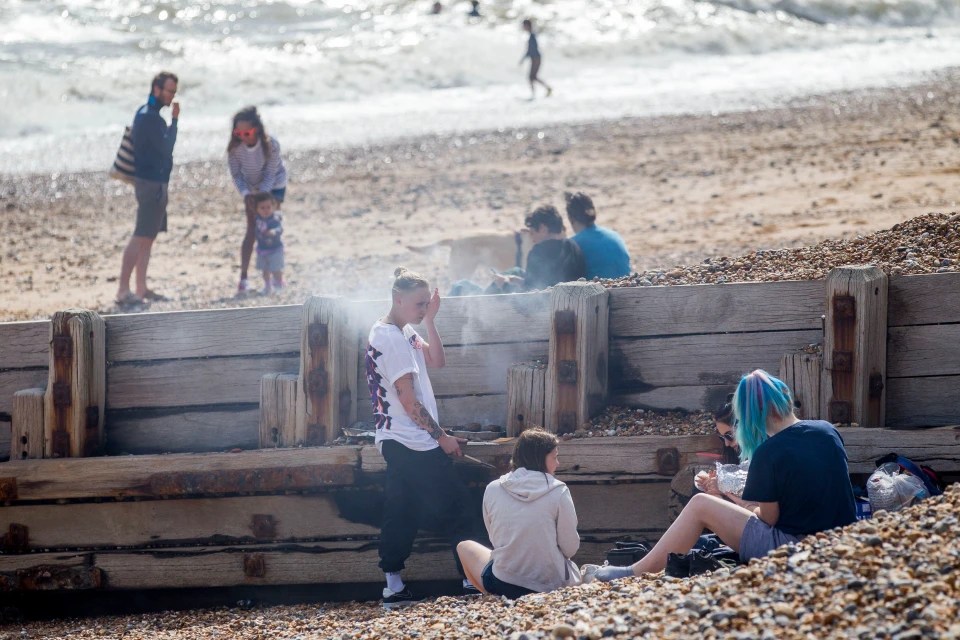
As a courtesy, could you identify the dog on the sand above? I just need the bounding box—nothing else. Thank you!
[408,231,532,280]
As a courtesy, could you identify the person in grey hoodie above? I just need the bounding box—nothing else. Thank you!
[457,428,582,598]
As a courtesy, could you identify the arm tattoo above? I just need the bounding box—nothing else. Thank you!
[412,401,445,441]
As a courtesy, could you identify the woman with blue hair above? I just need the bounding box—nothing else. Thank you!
[585,369,856,582]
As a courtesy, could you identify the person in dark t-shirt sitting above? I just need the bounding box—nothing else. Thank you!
[585,369,857,582]
[490,205,585,292]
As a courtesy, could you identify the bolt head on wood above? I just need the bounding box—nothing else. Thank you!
[554,310,577,335]
[656,447,680,476]
[557,360,578,384]
[832,294,857,319]
[308,322,329,350]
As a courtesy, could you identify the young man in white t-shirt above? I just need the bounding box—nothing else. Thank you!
[365,267,480,609]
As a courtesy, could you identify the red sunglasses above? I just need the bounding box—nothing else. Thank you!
[234,128,258,138]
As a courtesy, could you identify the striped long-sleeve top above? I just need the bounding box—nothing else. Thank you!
[227,136,288,196]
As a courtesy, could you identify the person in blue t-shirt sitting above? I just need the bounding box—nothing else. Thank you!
[585,369,857,582]
[564,192,631,280]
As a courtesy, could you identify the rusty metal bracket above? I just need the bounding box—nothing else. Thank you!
[2,523,29,552]
[308,322,329,351]
[52,335,73,359]
[308,367,329,397]
[829,400,852,424]
[52,382,71,407]
[656,448,680,476]
[558,411,577,435]
[869,373,885,398]
[831,351,853,372]
[554,310,576,335]
[243,553,266,578]
[251,515,277,540]
[557,360,578,384]
[146,464,355,497]
[832,295,856,319]
[52,431,70,458]
[0,477,17,500]
[17,565,103,590]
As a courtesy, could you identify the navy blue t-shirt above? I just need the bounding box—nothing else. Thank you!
[741,420,856,536]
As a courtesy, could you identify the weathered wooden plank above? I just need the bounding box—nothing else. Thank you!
[507,362,546,436]
[822,266,887,427]
[348,291,551,347]
[106,355,299,410]
[104,405,260,455]
[779,352,823,420]
[842,426,960,474]
[11,388,44,460]
[297,297,353,446]
[432,342,547,396]
[610,330,822,390]
[0,369,49,421]
[0,447,360,502]
[95,541,456,589]
[105,305,303,362]
[0,495,380,552]
[44,310,106,457]
[0,320,50,369]
[611,386,734,413]
[360,437,719,480]
[545,283,609,434]
[888,272,960,327]
[608,280,824,338]
[886,376,960,428]
[888,325,960,378]
[0,421,10,463]
[570,482,673,533]
[260,374,299,448]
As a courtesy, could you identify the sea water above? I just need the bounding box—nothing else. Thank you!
[3,0,960,174]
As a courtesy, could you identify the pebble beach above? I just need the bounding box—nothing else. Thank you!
[4,484,957,640]
[2,73,960,321]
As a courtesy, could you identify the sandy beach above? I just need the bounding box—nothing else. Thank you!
[2,72,959,322]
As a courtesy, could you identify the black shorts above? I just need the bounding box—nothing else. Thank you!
[134,178,168,239]
[529,56,541,82]
[481,561,535,600]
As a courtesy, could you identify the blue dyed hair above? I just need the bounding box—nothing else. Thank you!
[732,369,794,461]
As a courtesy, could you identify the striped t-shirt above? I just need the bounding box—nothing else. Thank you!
[227,136,288,195]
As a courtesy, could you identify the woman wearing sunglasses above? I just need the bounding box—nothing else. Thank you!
[227,106,288,295]
[585,370,856,582]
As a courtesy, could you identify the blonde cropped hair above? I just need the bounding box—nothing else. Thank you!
[392,267,429,293]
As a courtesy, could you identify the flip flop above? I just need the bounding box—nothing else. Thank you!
[142,290,170,301]
[115,292,146,307]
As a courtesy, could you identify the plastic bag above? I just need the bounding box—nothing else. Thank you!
[866,462,928,513]
[715,460,750,498]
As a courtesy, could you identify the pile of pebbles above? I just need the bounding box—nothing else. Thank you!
[602,212,960,288]
[572,407,717,438]
[11,485,958,639]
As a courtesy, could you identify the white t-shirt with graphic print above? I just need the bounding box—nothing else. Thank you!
[365,320,440,452]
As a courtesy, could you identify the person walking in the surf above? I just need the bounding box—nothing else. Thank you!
[520,19,552,99]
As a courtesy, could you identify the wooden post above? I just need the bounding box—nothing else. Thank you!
[545,282,609,435]
[260,373,299,448]
[43,309,106,457]
[296,296,356,445]
[506,362,546,437]
[12,388,44,460]
[779,351,823,421]
[821,266,888,427]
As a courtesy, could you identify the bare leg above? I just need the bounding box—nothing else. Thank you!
[456,540,492,593]
[240,199,256,281]
[274,270,284,287]
[262,270,272,294]
[536,78,552,96]
[630,494,754,576]
[133,237,155,298]
[118,236,152,300]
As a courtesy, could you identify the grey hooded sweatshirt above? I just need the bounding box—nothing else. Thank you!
[483,468,582,593]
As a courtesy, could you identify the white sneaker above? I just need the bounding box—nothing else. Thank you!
[237,278,251,294]
[382,586,422,610]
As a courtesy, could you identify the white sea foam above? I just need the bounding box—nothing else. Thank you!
[2,0,960,174]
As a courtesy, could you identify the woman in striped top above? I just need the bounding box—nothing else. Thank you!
[227,106,288,294]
